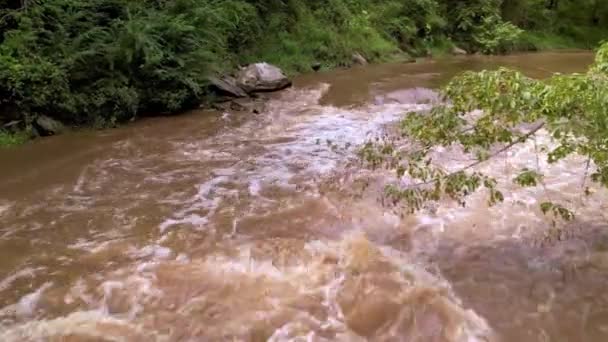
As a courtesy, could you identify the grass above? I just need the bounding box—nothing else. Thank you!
[425,37,457,58]
[249,31,398,74]
[515,27,608,52]
[241,6,401,74]
[0,130,29,147]
[517,31,582,51]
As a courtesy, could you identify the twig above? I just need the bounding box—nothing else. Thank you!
[457,122,545,173]
[534,133,554,204]
[410,122,546,188]
[581,157,591,190]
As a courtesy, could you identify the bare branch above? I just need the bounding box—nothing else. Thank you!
[410,122,545,187]
[458,122,545,173]
[581,157,591,190]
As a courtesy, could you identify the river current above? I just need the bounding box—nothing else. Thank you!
[1,51,607,341]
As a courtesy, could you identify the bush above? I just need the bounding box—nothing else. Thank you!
[0,0,607,135]
[370,0,446,53]
[0,0,257,126]
[472,15,523,54]
[363,42,608,221]
[0,129,28,147]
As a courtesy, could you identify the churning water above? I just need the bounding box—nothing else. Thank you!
[1,52,607,341]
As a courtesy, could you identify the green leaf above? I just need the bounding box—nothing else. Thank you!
[540,202,553,214]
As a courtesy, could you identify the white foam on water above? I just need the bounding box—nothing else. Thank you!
[159,173,236,233]
[63,278,95,306]
[264,232,493,341]
[15,282,53,319]
[0,310,157,342]
[156,84,432,239]
[133,86,494,339]
[0,201,13,217]
[0,282,55,321]
[0,267,45,293]
[129,244,173,260]
[72,166,90,194]
[408,128,608,242]
[223,232,489,339]
[175,253,190,263]
[159,213,211,233]
[0,84,499,341]
[68,238,118,253]
[249,179,262,196]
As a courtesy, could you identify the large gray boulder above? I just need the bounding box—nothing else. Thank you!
[34,115,65,136]
[236,63,291,93]
[208,76,248,98]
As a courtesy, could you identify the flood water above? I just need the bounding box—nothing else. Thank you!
[1,51,607,341]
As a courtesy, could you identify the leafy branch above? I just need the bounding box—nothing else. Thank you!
[362,43,608,222]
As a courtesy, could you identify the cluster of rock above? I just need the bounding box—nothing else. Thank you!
[208,62,292,114]
[1,114,66,137]
[1,63,293,137]
[6,51,475,137]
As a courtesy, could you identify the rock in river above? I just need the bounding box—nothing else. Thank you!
[236,63,292,93]
[34,115,65,136]
[208,76,248,98]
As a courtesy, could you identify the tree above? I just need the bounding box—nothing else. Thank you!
[0,0,258,127]
[361,42,608,222]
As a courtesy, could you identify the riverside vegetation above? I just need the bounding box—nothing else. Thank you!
[361,41,608,224]
[0,0,607,145]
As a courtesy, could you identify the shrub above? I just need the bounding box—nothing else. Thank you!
[0,0,257,126]
[365,42,608,221]
[0,0,606,134]
[472,15,523,54]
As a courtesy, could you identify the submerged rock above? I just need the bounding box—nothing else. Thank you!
[208,76,248,98]
[236,63,291,93]
[34,115,65,136]
[352,52,368,66]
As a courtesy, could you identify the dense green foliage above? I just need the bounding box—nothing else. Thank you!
[0,0,258,128]
[362,42,608,222]
[0,129,27,146]
[0,0,607,141]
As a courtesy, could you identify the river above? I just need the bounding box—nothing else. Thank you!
[1,51,607,341]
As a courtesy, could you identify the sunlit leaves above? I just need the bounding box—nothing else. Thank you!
[472,14,523,54]
[540,202,575,221]
[592,43,608,73]
[363,42,608,223]
[547,144,575,163]
[513,168,543,187]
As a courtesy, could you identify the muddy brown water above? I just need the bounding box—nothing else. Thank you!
[1,51,607,341]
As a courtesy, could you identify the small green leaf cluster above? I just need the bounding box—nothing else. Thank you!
[513,168,543,187]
